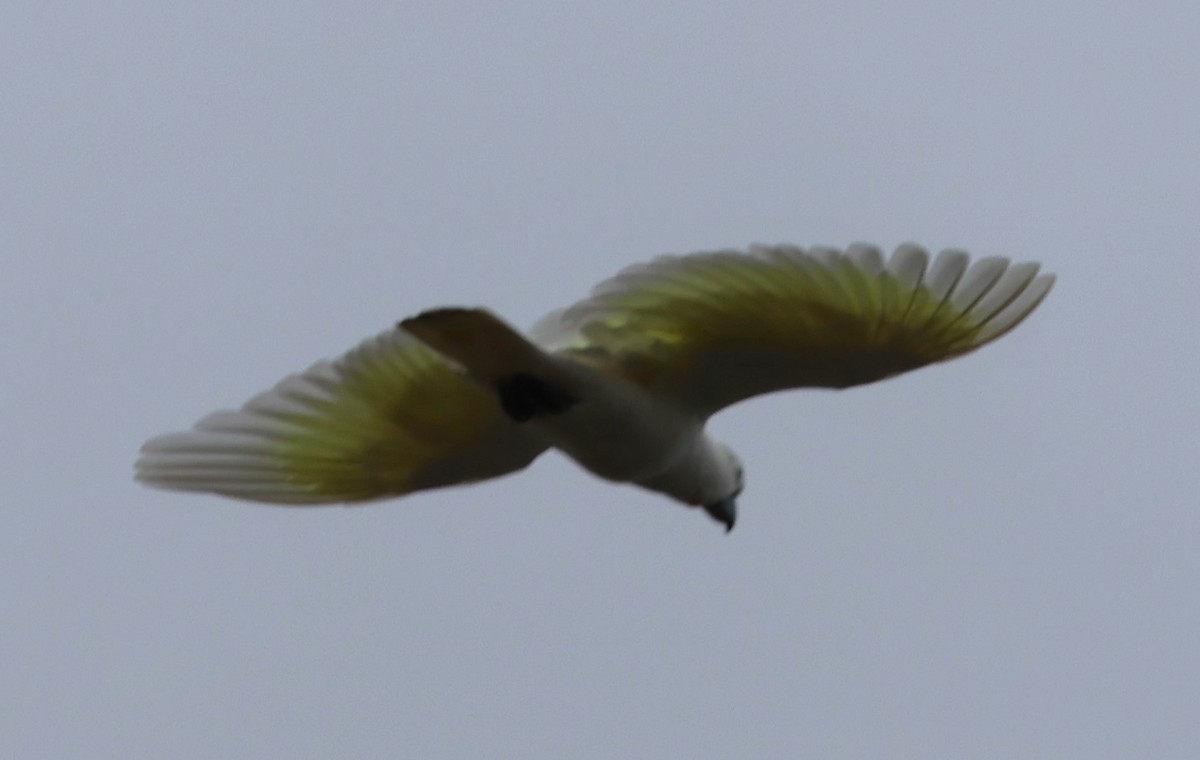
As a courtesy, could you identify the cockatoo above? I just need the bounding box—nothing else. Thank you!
[136,243,1054,531]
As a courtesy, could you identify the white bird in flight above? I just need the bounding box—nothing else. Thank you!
[136,242,1054,531]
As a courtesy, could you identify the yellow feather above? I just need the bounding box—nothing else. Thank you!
[556,244,1053,413]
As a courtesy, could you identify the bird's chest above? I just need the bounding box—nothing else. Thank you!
[533,392,696,483]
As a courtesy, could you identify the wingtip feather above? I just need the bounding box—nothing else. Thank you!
[973,272,1055,343]
[952,256,1010,310]
[885,243,926,287]
[845,243,885,276]
[926,249,971,301]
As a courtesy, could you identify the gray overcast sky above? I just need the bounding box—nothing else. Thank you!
[4,1,1198,758]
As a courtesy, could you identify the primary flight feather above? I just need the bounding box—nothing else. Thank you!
[137,242,1054,530]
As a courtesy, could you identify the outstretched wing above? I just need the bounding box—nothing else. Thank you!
[534,243,1054,416]
[137,328,546,504]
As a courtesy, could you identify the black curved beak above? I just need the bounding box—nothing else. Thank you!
[703,496,737,533]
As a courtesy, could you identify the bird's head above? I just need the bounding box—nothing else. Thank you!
[636,436,745,532]
[701,443,744,533]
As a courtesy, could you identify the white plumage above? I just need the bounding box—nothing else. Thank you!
[137,243,1054,530]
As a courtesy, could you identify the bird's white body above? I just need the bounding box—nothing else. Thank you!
[136,242,1053,530]
[516,366,738,509]
[535,366,701,485]
[396,305,741,516]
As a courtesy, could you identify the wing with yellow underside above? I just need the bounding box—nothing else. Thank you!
[136,328,545,504]
[541,243,1054,415]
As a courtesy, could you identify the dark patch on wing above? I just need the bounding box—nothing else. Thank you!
[495,373,580,422]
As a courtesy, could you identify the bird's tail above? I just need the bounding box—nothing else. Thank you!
[401,308,587,422]
[400,307,550,383]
